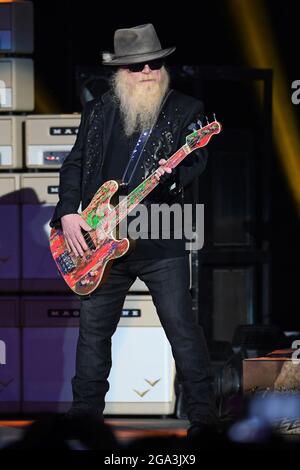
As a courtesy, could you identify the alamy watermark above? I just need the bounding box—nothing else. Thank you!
[97,201,205,251]
[0,339,6,365]
[291,340,300,364]
[291,80,300,104]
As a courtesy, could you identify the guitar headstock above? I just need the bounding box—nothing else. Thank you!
[185,119,222,151]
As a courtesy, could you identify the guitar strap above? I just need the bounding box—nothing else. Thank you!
[121,128,150,186]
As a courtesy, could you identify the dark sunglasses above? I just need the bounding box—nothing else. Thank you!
[126,59,165,73]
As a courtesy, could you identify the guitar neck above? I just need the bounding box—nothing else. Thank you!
[99,119,221,232]
[108,143,191,229]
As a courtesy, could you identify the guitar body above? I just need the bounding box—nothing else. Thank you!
[49,180,130,296]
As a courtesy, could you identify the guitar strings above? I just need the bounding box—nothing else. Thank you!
[81,123,218,236]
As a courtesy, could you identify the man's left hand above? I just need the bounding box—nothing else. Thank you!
[154,159,172,182]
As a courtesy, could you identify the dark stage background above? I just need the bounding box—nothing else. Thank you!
[29,0,300,332]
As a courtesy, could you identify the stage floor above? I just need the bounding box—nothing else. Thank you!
[2,417,300,450]
[0,417,189,449]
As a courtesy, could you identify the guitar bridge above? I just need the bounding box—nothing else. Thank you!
[56,251,76,275]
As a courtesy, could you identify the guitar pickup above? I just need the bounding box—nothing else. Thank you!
[81,229,96,251]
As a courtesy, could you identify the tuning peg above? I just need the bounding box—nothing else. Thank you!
[188,122,197,131]
[213,113,217,121]
[205,116,209,124]
[197,119,203,129]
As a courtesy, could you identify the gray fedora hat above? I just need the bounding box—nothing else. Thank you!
[102,23,175,66]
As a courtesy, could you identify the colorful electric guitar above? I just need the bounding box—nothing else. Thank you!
[49,119,222,295]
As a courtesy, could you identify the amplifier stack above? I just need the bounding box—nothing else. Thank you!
[0,2,181,416]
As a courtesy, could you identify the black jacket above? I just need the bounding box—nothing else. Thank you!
[50,89,208,228]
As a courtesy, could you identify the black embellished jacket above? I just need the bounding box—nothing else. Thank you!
[50,89,208,229]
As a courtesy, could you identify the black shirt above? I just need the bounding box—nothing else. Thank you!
[101,109,188,260]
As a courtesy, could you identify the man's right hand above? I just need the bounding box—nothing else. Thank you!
[61,214,92,257]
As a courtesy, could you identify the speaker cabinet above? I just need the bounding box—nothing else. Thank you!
[0,174,21,291]
[0,58,34,112]
[21,295,176,415]
[0,116,24,168]
[0,1,33,53]
[0,297,21,412]
[25,115,81,168]
[20,173,66,291]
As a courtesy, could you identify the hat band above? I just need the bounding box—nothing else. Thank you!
[113,47,163,59]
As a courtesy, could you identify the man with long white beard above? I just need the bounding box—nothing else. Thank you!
[50,24,219,440]
[112,56,170,138]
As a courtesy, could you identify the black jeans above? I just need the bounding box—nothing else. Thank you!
[71,255,217,424]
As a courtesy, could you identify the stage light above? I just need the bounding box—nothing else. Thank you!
[228,0,300,216]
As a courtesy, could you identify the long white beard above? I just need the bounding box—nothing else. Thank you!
[111,67,170,137]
